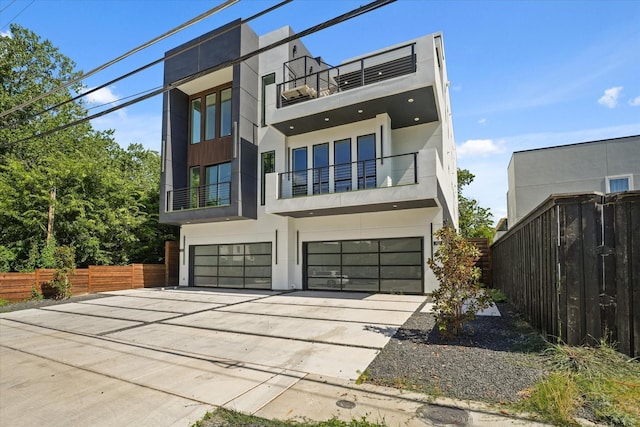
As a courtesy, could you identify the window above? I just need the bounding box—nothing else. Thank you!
[357,134,376,189]
[189,86,232,144]
[205,93,216,140]
[189,166,200,208]
[606,175,632,193]
[261,151,275,206]
[261,73,275,127]
[292,147,308,197]
[313,143,329,194]
[190,99,201,144]
[334,139,352,192]
[220,88,232,137]
[204,162,231,206]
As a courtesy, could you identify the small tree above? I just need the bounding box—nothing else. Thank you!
[427,226,491,337]
[47,246,75,300]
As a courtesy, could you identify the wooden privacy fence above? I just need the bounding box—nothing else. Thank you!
[492,191,640,357]
[467,238,492,286]
[0,264,167,302]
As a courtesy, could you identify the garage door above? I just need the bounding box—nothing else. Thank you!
[304,237,423,294]
[191,242,271,289]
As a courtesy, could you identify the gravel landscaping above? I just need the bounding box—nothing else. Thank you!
[364,301,548,404]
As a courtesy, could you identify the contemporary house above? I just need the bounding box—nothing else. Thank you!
[506,135,640,226]
[159,19,458,294]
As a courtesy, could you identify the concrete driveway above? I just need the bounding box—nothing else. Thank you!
[0,288,425,426]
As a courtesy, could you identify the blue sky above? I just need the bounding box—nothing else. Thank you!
[2,0,639,222]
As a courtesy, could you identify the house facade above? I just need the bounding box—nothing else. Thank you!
[159,20,458,294]
[506,135,640,226]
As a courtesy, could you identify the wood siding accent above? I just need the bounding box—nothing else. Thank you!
[492,191,640,357]
[188,137,233,167]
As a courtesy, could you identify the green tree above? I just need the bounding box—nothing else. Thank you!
[427,226,491,337]
[457,168,494,240]
[0,25,175,270]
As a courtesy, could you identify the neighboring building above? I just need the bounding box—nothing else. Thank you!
[159,20,458,294]
[506,135,640,226]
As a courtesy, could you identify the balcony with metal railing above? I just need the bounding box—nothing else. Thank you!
[278,152,417,199]
[166,182,231,212]
[265,149,446,218]
[277,43,416,108]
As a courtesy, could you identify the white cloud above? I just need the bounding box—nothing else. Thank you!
[628,96,640,107]
[597,86,623,108]
[477,118,487,124]
[457,139,504,158]
[83,86,120,105]
[91,111,161,152]
[1,30,12,38]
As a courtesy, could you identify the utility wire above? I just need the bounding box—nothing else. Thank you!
[0,0,18,15]
[0,0,34,30]
[2,0,293,131]
[0,0,238,119]
[4,0,396,147]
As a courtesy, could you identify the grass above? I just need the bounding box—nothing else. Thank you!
[515,340,640,426]
[192,407,386,427]
[0,298,10,307]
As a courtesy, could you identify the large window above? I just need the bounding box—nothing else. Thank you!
[190,85,232,144]
[292,147,308,197]
[357,134,376,189]
[261,73,275,127]
[261,151,275,205]
[204,162,231,206]
[334,139,352,193]
[313,143,329,194]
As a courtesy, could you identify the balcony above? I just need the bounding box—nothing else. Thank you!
[265,149,446,218]
[277,43,416,108]
[166,182,231,212]
[268,41,439,137]
[279,153,417,198]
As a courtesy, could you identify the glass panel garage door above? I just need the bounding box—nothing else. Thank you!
[305,237,423,293]
[191,242,271,289]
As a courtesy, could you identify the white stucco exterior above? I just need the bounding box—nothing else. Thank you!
[164,23,458,294]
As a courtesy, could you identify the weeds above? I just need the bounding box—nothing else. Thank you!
[192,407,386,427]
[0,298,10,307]
[516,340,640,426]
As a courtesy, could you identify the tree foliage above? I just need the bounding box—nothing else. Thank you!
[457,168,495,240]
[0,25,175,270]
[427,226,491,337]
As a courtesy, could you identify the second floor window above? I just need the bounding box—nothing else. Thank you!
[190,85,232,144]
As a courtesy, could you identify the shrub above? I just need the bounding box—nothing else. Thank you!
[45,246,75,300]
[427,226,491,337]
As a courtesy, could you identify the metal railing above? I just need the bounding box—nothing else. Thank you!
[166,182,231,212]
[278,152,417,199]
[277,43,416,108]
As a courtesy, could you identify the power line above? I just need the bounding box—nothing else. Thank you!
[0,0,238,119]
[0,0,34,30]
[0,0,18,15]
[2,0,293,131]
[4,0,396,147]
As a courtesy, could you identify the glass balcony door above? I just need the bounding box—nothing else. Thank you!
[357,134,376,189]
[292,147,308,197]
[334,139,352,193]
[313,143,329,195]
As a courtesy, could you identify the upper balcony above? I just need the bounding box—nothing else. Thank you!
[266,38,441,137]
[265,148,448,218]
